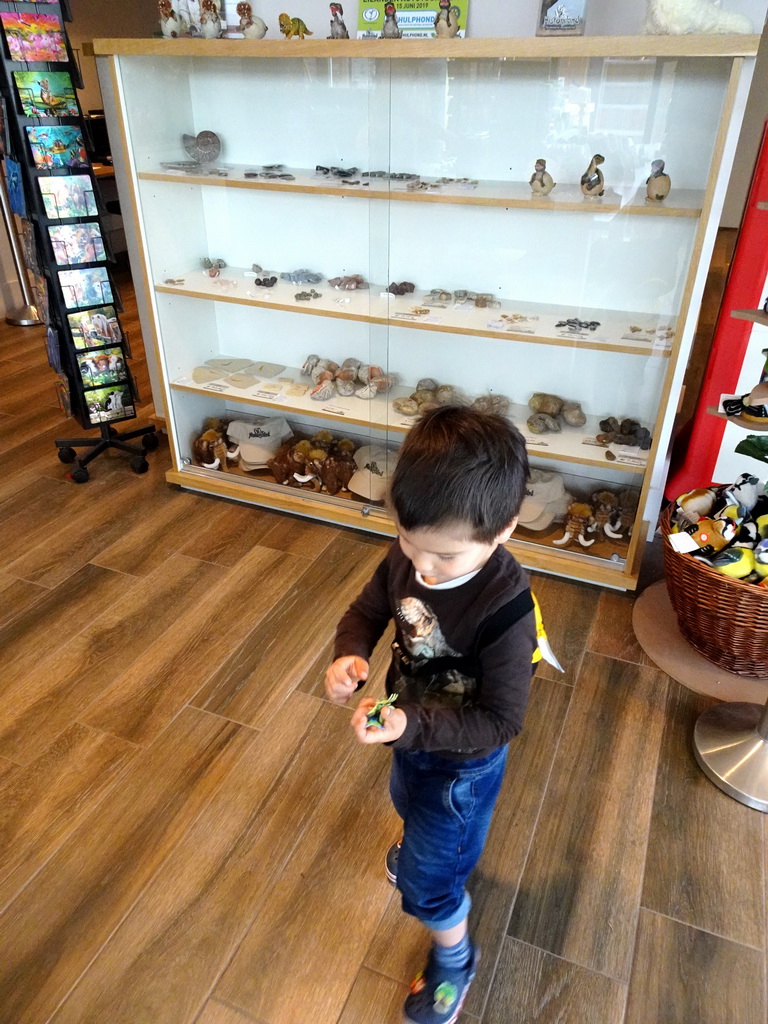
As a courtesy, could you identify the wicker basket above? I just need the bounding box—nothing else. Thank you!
[661,506,768,678]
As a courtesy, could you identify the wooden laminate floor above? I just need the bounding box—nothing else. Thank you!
[0,253,765,1024]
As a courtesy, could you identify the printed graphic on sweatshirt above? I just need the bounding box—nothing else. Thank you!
[395,597,475,708]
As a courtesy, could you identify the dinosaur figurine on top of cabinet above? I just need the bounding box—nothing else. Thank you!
[434,0,460,37]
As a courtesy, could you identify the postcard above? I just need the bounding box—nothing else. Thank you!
[46,326,62,373]
[67,305,122,350]
[85,383,135,425]
[26,125,88,170]
[20,220,41,274]
[5,157,25,218]
[55,373,72,419]
[77,346,127,388]
[58,267,113,310]
[14,72,78,118]
[37,174,97,220]
[1,12,67,62]
[0,97,9,156]
[33,273,49,324]
[49,223,106,266]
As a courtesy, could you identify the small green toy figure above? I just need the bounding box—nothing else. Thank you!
[278,12,312,37]
[365,693,398,729]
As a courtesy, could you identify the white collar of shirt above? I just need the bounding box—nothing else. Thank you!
[415,568,482,590]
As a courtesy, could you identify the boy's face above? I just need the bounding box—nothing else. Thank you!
[397,520,516,586]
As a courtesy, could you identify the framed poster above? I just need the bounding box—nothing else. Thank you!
[0,11,67,62]
[67,305,122,350]
[536,0,587,36]
[13,72,78,118]
[49,223,106,266]
[357,0,468,38]
[58,267,113,309]
[37,174,97,219]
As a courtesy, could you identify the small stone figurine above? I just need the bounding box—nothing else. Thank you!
[434,0,459,37]
[236,1,267,36]
[278,12,313,37]
[328,2,349,37]
[199,0,223,36]
[580,153,605,197]
[646,159,671,202]
[530,158,555,196]
[158,0,187,37]
[382,2,402,37]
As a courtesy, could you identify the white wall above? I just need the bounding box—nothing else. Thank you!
[68,0,157,114]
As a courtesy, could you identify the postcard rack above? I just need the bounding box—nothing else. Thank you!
[0,0,156,480]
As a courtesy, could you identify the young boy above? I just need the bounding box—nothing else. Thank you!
[325,404,537,1024]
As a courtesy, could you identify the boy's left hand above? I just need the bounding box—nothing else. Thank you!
[351,697,407,745]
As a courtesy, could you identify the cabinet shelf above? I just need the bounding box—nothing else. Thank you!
[139,167,704,218]
[707,406,768,432]
[167,462,632,585]
[91,35,761,60]
[169,372,648,473]
[731,308,768,328]
[157,271,675,357]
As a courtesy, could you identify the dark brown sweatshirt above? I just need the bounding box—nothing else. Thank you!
[334,540,536,760]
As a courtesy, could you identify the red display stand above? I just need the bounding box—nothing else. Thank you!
[665,121,768,498]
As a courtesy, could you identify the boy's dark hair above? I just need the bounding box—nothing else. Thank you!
[389,404,530,542]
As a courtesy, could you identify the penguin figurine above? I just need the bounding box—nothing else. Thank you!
[329,2,349,38]
[434,0,459,37]
[646,159,671,202]
[580,153,605,198]
[530,158,555,196]
[199,0,223,37]
[237,1,267,38]
[158,0,186,37]
[382,2,402,38]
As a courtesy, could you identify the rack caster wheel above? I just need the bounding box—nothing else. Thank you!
[57,446,76,463]
[131,457,149,474]
[142,433,159,451]
[69,466,89,483]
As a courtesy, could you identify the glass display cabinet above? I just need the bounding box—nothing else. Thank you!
[92,34,761,588]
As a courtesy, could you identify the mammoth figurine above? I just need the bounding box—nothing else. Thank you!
[552,502,596,548]
[192,429,226,470]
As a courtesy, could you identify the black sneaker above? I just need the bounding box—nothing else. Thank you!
[403,944,479,1024]
[385,839,401,885]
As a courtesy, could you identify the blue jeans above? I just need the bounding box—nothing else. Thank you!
[389,745,508,930]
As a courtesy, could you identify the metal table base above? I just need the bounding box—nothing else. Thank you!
[693,699,768,812]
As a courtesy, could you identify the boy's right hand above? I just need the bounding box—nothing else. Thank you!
[324,655,369,705]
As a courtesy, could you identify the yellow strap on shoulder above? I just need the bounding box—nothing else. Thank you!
[532,593,564,672]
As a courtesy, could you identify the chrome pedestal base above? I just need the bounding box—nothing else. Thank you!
[693,702,768,812]
[5,303,41,327]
